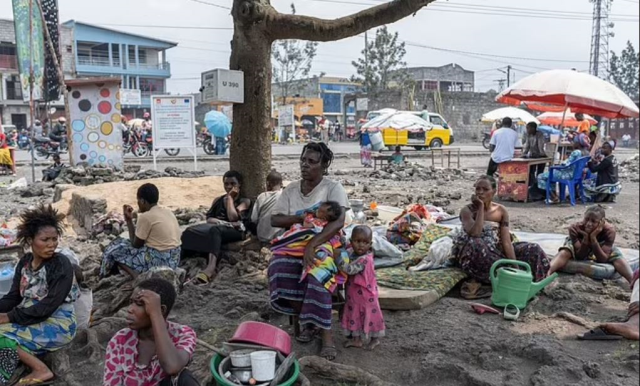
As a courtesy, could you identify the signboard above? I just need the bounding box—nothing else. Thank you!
[151,95,196,149]
[120,88,142,105]
[278,105,295,127]
[356,98,369,112]
[12,0,45,102]
[201,69,244,104]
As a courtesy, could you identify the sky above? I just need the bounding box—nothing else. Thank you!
[1,0,638,94]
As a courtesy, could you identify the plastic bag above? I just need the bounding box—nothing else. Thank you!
[409,236,454,272]
[56,247,80,266]
[74,288,93,329]
[344,225,403,260]
[7,178,27,190]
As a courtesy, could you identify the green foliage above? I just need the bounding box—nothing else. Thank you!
[351,26,410,93]
[271,3,320,101]
[610,41,640,101]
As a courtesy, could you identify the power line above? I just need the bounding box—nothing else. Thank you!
[186,0,231,10]
[99,23,233,30]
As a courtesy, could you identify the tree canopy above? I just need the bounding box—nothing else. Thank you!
[610,40,640,101]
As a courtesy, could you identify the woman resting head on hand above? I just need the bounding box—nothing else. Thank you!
[104,278,200,386]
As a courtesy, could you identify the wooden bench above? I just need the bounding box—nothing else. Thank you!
[373,154,408,170]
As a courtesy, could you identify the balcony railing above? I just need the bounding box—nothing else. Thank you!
[0,54,18,70]
[79,57,169,73]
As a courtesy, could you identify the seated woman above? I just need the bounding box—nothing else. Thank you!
[103,278,200,386]
[0,124,16,176]
[181,171,250,284]
[536,133,590,203]
[268,142,350,361]
[452,176,550,292]
[586,141,621,203]
[0,205,79,385]
[101,183,182,279]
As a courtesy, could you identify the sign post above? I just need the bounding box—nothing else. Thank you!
[278,105,295,144]
[201,69,244,104]
[150,95,197,171]
[120,88,142,106]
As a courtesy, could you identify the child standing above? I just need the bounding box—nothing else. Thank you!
[548,205,634,283]
[339,226,385,350]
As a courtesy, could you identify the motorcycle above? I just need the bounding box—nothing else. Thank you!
[203,133,230,155]
[482,131,491,150]
[130,129,180,157]
[33,138,65,160]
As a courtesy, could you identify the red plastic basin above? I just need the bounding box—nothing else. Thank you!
[229,322,292,356]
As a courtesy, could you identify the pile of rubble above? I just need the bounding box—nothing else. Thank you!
[620,154,639,182]
[369,162,474,182]
[53,165,206,186]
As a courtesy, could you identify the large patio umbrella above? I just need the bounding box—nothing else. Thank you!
[204,110,232,138]
[481,107,539,125]
[497,69,640,119]
[537,109,597,127]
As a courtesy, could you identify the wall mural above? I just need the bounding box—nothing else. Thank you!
[68,81,124,169]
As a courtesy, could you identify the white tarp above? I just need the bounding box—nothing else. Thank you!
[363,112,433,132]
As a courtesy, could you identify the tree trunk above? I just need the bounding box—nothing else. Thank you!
[229,0,436,197]
[230,1,274,198]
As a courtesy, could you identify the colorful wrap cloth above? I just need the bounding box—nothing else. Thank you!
[271,226,346,293]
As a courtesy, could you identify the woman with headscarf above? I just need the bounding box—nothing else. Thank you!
[586,141,621,203]
[536,133,591,203]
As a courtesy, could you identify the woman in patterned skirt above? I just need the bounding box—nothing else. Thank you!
[0,205,79,385]
[452,176,550,286]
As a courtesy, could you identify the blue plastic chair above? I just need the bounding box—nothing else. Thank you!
[546,156,591,206]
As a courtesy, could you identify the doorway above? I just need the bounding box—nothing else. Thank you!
[11,114,27,131]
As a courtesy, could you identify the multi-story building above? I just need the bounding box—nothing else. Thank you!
[63,20,176,117]
[404,63,475,92]
[272,76,361,124]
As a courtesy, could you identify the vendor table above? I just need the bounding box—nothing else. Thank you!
[497,158,553,203]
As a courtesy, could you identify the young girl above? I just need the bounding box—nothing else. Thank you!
[548,205,634,284]
[339,225,385,350]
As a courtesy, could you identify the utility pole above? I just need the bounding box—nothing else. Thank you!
[364,31,369,93]
[589,0,613,79]
[507,65,512,87]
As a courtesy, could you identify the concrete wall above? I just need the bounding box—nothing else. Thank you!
[405,64,474,84]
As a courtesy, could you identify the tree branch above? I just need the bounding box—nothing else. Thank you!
[268,0,436,41]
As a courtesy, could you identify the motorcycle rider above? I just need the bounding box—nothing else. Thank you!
[141,112,152,142]
[50,117,67,144]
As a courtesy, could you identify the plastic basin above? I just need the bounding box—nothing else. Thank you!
[210,354,300,386]
[229,322,291,356]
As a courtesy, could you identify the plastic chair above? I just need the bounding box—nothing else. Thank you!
[546,156,591,206]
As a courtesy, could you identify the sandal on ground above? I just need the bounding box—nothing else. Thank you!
[18,377,55,385]
[320,345,337,361]
[295,327,319,343]
[578,327,624,341]
[461,281,492,300]
[189,272,211,286]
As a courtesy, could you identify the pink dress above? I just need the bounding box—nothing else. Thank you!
[340,250,386,339]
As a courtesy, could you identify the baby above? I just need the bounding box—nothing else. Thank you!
[303,201,343,231]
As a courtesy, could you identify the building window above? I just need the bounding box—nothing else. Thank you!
[6,75,23,100]
[139,78,165,96]
[423,81,438,91]
[77,42,109,66]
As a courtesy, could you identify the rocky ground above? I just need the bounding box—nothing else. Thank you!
[0,150,638,385]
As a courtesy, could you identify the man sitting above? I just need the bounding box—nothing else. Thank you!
[522,122,547,186]
[487,117,519,177]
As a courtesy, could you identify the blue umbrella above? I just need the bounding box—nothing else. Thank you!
[204,111,232,138]
[537,125,562,140]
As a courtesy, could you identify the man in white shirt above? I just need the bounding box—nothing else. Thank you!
[622,134,631,147]
[487,117,519,177]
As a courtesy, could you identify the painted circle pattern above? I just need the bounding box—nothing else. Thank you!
[87,132,99,143]
[80,143,90,152]
[98,101,112,115]
[85,114,101,130]
[72,133,84,143]
[90,151,98,159]
[98,140,107,149]
[72,120,85,132]
[100,89,110,98]
[100,122,114,136]
[111,114,121,124]
[78,99,92,112]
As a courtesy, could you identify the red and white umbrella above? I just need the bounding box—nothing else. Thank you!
[497,69,639,119]
[537,109,597,127]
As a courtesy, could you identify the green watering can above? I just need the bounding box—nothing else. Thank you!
[490,260,558,310]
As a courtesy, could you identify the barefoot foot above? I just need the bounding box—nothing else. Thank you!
[366,338,381,351]
[343,338,364,349]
